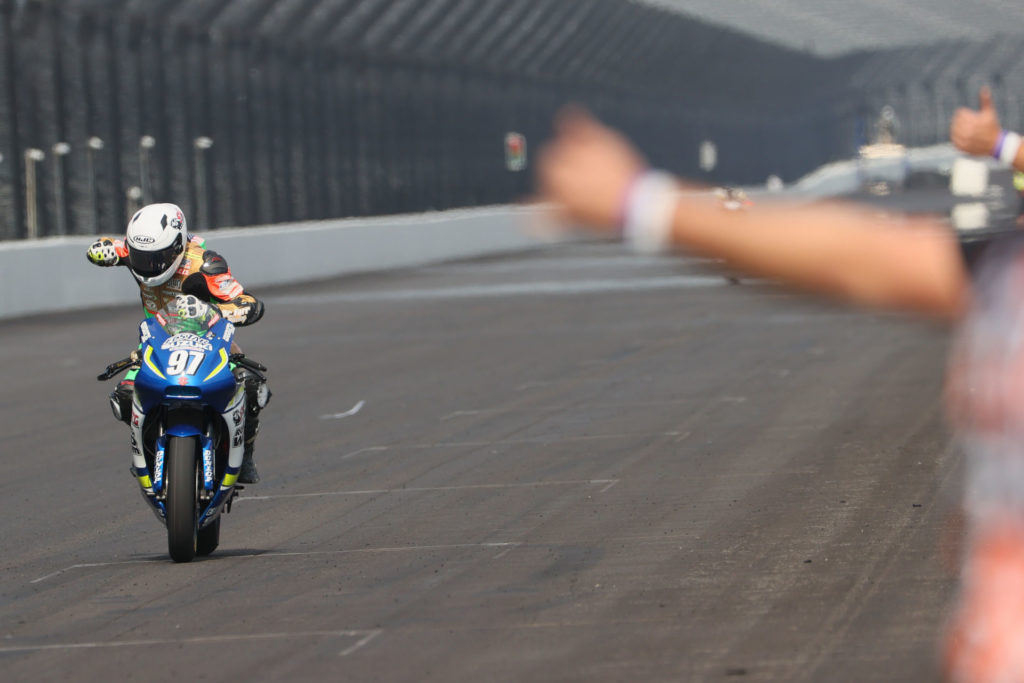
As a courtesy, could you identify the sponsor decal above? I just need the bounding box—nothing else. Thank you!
[132,413,140,427]
[161,333,214,352]
[224,308,246,324]
[232,410,242,425]
[167,278,183,290]
[211,274,244,299]
[232,431,244,447]
[222,322,235,342]
[154,448,164,485]
[139,322,152,344]
[208,272,239,292]
[131,235,156,245]
[178,375,189,386]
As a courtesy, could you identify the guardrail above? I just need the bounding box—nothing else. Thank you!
[0,205,561,321]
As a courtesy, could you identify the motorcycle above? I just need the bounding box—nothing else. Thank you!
[98,301,269,562]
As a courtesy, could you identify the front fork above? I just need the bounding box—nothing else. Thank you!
[151,434,215,497]
[128,387,247,526]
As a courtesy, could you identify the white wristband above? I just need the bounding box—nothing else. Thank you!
[622,171,678,254]
[1001,132,1022,165]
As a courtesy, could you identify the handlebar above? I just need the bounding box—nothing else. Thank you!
[230,353,268,375]
[97,356,139,381]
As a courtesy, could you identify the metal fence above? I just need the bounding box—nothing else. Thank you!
[2,0,1020,241]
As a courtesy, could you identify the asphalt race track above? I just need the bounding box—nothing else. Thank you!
[0,226,963,680]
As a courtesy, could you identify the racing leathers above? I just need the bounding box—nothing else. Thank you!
[88,234,268,483]
[88,234,264,324]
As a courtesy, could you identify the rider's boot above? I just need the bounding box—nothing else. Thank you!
[239,439,260,484]
[238,411,261,484]
[234,367,269,485]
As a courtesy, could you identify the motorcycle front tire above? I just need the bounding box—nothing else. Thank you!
[166,435,198,563]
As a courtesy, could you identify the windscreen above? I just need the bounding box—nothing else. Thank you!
[155,300,220,336]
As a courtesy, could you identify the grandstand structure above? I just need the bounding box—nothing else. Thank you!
[2,0,1023,239]
[640,0,1024,56]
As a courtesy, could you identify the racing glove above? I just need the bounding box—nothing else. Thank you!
[87,238,121,267]
[220,298,264,325]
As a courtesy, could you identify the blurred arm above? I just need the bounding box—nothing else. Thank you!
[538,108,969,320]
[666,196,967,318]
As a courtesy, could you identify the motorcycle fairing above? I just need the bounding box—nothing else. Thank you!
[198,385,246,530]
[134,318,237,415]
[127,310,247,529]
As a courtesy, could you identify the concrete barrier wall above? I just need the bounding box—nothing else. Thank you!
[0,147,983,322]
[0,206,556,321]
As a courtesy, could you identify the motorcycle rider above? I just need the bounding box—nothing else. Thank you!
[87,203,267,484]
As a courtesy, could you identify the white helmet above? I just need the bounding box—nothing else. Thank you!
[125,203,188,287]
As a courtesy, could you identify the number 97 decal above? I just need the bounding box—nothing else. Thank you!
[167,349,205,376]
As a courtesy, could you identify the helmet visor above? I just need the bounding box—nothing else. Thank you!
[128,234,183,278]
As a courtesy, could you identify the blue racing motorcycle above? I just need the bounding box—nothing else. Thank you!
[98,300,268,562]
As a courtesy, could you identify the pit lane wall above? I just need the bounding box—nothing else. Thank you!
[0,206,555,321]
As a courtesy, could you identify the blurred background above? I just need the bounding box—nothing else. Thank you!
[6,0,1024,241]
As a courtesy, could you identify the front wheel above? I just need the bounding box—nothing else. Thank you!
[165,436,198,563]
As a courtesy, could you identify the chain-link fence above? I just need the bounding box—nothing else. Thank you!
[2,0,1021,241]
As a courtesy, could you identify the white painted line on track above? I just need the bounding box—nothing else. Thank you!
[441,409,495,421]
[239,478,620,502]
[270,275,750,306]
[420,254,711,273]
[338,629,383,657]
[320,399,366,420]
[0,629,383,657]
[340,446,390,459]
[30,559,161,584]
[441,399,720,420]
[31,543,519,585]
[340,432,683,459]
[493,546,516,560]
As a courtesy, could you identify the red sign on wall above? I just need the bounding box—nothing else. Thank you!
[505,132,527,172]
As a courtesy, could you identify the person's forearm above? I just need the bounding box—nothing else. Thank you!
[667,196,969,319]
[539,108,972,321]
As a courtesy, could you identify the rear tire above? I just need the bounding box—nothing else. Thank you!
[196,516,220,556]
[166,436,198,563]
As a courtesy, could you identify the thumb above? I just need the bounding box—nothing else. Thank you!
[979,86,994,112]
